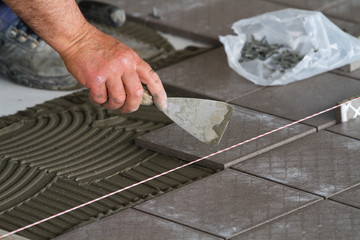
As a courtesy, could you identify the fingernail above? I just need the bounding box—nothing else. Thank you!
[161,99,168,111]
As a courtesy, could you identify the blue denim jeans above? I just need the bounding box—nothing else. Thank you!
[0,0,17,31]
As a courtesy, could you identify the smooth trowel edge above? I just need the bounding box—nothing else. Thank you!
[210,104,233,145]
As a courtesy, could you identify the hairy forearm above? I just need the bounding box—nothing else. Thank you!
[2,0,92,53]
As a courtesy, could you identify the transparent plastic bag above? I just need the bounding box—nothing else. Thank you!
[219,8,360,86]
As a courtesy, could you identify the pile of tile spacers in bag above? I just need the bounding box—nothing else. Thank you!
[239,35,304,73]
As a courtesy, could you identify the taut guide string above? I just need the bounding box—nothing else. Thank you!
[1,96,360,239]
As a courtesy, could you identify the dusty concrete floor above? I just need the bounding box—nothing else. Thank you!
[1,0,360,239]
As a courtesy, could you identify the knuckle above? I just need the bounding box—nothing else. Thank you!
[117,49,139,69]
[142,68,160,85]
[133,87,144,98]
[118,58,132,69]
[126,86,143,98]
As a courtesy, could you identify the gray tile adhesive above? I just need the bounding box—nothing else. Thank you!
[0,90,215,240]
[0,20,214,240]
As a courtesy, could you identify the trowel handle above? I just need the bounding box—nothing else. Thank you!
[141,86,154,106]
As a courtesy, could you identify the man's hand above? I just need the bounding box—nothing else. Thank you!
[3,0,167,113]
[61,25,167,112]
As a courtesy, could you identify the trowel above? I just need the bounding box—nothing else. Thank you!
[141,88,233,146]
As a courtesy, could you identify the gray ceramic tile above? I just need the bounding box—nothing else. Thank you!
[268,0,345,10]
[323,0,360,23]
[331,185,360,209]
[333,69,360,81]
[231,200,360,240]
[160,0,287,40]
[101,0,170,17]
[136,105,315,169]
[231,72,360,130]
[158,47,263,102]
[54,208,220,240]
[114,0,287,41]
[135,170,320,238]
[234,131,360,197]
[0,230,29,240]
[104,0,219,20]
[330,17,360,38]
[328,117,360,140]
[102,0,223,42]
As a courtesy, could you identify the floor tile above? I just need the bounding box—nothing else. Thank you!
[333,69,360,81]
[160,0,287,40]
[234,131,360,197]
[323,0,360,24]
[158,47,263,102]
[230,72,360,130]
[136,105,315,169]
[104,0,223,43]
[331,185,360,209]
[330,17,360,38]
[54,209,221,240]
[101,0,164,18]
[104,0,219,20]
[231,200,360,240]
[268,0,345,10]
[327,117,360,140]
[0,230,28,240]
[114,0,287,41]
[135,170,319,238]
[105,0,359,41]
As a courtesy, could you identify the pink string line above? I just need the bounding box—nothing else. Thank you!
[1,96,359,239]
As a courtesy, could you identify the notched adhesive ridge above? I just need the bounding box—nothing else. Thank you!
[0,159,57,214]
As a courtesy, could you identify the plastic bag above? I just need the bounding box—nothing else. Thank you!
[219,8,360,86]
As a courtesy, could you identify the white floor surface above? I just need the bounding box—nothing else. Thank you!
[0,76,78,117]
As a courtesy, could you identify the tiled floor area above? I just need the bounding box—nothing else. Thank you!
[136,105,315,169]
[230,73,360,130]
[2,0,360,239]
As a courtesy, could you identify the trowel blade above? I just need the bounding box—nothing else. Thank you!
[162,98,233,146]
